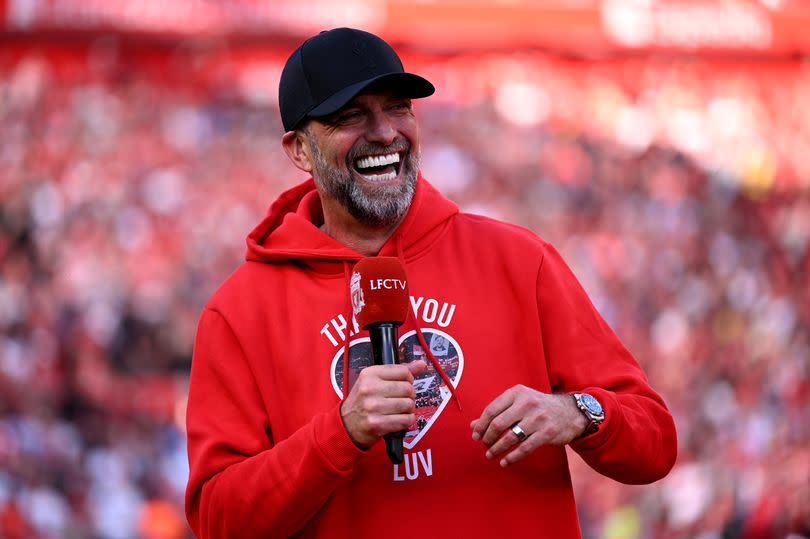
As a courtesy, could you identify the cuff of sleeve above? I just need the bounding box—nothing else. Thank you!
[569,387,621,451]
[311,402,366,472]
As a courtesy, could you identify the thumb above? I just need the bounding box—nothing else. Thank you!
[407,360,428,376]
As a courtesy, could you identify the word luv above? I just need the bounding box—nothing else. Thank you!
[393,449,433,481]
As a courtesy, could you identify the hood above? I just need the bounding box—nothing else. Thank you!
[246,174,459,271]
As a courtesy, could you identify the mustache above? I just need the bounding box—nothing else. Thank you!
[347,137,411,163]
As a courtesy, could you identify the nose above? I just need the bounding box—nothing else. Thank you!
[365,110,397,146]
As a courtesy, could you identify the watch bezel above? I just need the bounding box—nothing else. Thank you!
[579,393,604,417]
[572,393,605,437]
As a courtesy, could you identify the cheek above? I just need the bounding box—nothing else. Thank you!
[398,119,419,148]
[332,140,358,166]
[316,148,348,170]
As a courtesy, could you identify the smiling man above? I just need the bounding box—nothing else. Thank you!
[185,28,678,539]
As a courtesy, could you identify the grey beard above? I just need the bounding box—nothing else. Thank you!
[308,135,419,227]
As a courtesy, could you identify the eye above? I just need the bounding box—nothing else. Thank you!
[393,100,412,111]
[336,110,363,125]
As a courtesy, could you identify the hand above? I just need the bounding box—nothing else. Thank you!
[340,360,427,449]
[470,385,587,467]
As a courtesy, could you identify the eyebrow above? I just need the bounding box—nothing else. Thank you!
[319,95,413,125]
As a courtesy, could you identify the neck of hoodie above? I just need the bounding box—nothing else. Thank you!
[246,173,459,274]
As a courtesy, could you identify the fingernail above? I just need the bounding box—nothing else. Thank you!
[500,459,508,468]
[472,432,480,441]
[485,451,492,459]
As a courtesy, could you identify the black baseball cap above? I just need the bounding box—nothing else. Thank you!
[278,28,435,132]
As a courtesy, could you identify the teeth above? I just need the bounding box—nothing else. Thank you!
[355,152,400,170]
[358,170,397,181]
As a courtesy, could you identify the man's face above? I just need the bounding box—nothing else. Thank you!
[302,91,420,227]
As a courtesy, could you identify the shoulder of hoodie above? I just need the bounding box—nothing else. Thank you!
[451,210,554,259]
[200,258,293,317]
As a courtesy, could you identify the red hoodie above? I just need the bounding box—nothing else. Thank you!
[185,176,677,539]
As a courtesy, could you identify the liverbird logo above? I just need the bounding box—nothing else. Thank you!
[350,271,365,316]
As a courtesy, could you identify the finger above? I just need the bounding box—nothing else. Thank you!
[480,407,523,447]
[356,394,415,416]
[372,397,416,415]
[378,380,416,399]
[485,422,527,459]
[499,433,542,467]
[471,389,517,441]
[407,360,428,376]
[375,364,418,382]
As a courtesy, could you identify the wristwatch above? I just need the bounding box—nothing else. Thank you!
[572,393,605,437]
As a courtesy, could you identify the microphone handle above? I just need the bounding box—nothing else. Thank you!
[369,323,405,464]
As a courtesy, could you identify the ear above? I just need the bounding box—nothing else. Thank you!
[282,130,314,173]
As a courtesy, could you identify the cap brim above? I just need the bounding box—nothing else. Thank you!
[307,72,434,120]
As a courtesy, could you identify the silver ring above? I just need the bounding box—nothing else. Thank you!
[510,423,528,442]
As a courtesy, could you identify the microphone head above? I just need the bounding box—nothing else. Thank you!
[351,257,410,329]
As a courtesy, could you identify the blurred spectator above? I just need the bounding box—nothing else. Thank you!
[0,39,807,538]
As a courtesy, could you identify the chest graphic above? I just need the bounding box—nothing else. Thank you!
[330,329,464,449]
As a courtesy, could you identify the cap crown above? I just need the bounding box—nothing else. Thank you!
[279,28,433,131]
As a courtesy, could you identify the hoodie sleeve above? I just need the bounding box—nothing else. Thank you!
[535,243,677,485]
[185,308,363,539]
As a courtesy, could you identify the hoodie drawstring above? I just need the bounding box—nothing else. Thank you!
[342,261,354,400]
[395,236,461,411]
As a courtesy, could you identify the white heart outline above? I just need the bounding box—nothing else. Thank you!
[328,329,464,449]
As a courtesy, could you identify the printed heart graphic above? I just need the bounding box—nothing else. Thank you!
[330,329,464,449]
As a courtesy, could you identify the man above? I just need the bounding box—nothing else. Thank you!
[185,28,677,539]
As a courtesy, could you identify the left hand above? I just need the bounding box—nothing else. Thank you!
[470,385,588,467]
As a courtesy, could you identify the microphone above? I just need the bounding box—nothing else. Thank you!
[351,257,410,464]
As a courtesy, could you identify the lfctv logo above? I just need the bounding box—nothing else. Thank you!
[370,279,407,291]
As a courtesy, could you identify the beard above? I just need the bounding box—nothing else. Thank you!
[307,134,420,228]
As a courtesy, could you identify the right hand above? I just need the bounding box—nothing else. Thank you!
[340,360,427,449]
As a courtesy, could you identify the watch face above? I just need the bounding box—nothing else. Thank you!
[581,394,603,415]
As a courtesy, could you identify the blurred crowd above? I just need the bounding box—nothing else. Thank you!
[0,40,808,539]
